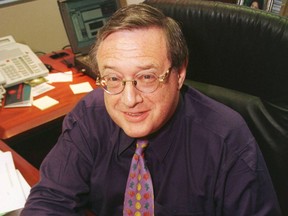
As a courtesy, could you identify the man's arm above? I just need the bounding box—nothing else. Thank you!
[215,135,282,215]
[21,114,93,216]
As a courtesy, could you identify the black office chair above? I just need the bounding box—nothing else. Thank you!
[144,0,288,215]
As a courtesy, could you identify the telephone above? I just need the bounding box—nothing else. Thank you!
[0,35,49,87]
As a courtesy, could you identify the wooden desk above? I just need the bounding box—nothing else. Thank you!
[0,139,39,187]
[0,49,96,140]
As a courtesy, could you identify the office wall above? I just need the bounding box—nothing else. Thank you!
[0,0,69,53]
[0,0,141,54]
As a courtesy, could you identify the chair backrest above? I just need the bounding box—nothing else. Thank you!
[144,0,288,214]
[145,0,288,102]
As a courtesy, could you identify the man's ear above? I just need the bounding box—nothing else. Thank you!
[177,58,188,90]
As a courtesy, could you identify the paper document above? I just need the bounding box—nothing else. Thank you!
[33,96,59,110]
[0,151,31,215]
[46,71,73,83]
[31,83,55,97]
[69,82,93,94]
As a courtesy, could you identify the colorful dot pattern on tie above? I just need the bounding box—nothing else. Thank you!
[123,140,154,216]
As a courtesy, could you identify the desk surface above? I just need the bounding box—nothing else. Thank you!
[0,49,96,140]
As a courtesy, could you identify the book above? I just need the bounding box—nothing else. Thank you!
[4,83,32,108]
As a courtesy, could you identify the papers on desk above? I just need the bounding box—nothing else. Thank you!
[33,95,59,110]
[31,83,55,97]
[0,85,5,107]
[69,82,93,94]
[1,70,94,110]
[46,71,73,83]
[0,151,31,215]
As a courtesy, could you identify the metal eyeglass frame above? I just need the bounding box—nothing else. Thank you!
[96,67,172,95]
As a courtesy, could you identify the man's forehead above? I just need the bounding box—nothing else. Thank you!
[96,28,168,63]
[100,27,166,45]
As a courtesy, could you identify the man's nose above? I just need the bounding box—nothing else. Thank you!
[121,81,142,107]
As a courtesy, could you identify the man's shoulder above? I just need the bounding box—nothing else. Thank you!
[69,88,107,121]
[181,85,247,136]
[81,88,105,108]
[74,88,104,109]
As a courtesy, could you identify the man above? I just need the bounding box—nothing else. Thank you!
[21,3,281,216]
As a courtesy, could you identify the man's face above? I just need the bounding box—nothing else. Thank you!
[96,27,186,138]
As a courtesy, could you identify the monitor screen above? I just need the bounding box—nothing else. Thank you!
[58,0,120,54]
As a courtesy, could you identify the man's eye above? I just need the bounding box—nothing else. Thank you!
[107,76,120,82]
[143,74,153,79]
[111,77,118,81]
[138,74,156,82]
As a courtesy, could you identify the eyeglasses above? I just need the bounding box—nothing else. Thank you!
[96,67,172,95]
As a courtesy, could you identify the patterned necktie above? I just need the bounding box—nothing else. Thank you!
[123,139,154,216]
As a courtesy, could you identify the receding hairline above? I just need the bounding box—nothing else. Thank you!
[99,25,167,45]
[96,26,170,65]
[92,25,172,70]
[90,4,188,74]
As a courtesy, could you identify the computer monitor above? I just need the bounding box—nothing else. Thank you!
[58,0,120,55]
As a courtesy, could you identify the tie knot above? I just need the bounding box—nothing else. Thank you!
[135,139,148,155]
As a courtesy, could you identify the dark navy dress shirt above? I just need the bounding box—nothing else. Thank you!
[21,85,281,216]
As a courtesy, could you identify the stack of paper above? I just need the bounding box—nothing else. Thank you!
[0,151,31,215]
[0,85,5,107]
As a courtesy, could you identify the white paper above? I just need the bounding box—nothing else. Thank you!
[31,83,55,97]
[69,82,93,94]
[33,95,59,110]
[46,71,73,83]
[0,152,27,214]
[16,170,31,200]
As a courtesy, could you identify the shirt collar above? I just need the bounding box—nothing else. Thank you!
[117,130,135,155]
[117,93,184,162]
[148,97,183,162]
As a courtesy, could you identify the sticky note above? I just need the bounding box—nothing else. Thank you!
[33,96,59,110]
[69,82,93,94]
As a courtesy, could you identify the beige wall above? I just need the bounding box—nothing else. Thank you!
[0,0,69,53]
[0,0,141,54]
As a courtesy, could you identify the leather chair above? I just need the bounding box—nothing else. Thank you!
[143,0,288,215]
